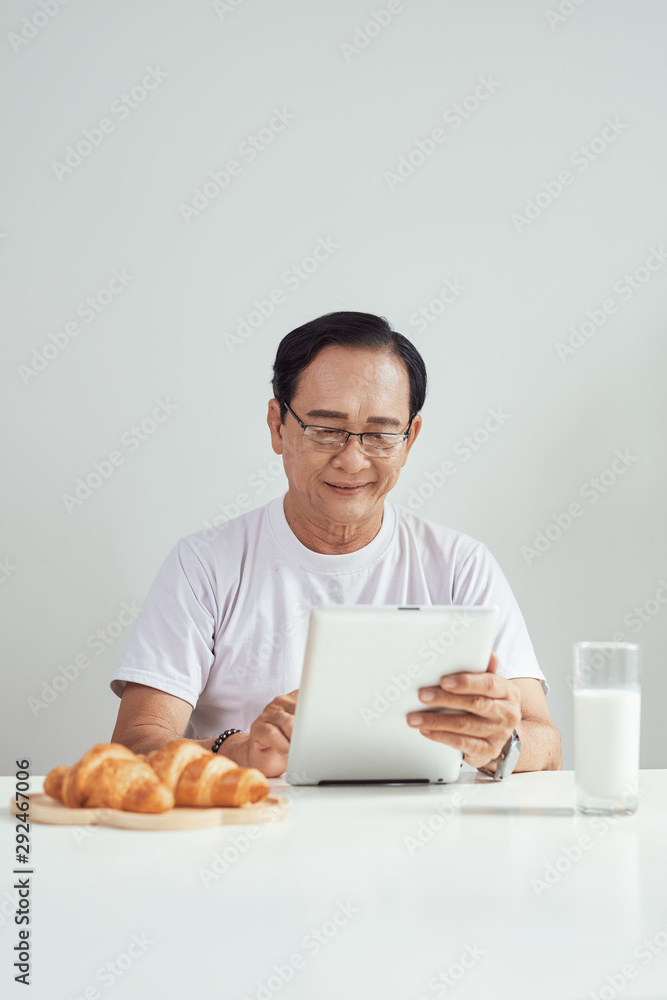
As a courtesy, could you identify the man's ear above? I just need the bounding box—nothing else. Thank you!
[403,413,422,462]
[267,399,284,455]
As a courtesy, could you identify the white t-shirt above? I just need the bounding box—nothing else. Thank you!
[110,493,547,738]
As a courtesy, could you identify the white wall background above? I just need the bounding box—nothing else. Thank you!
[2,0,665,775]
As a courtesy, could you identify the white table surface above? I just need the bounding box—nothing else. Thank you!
[2,770,666,1000]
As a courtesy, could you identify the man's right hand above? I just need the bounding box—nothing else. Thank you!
[241,690,298,777]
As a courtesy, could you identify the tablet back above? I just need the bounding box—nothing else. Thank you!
[286,604,500,785]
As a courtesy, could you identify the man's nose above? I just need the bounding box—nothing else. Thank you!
[330,436,371,470]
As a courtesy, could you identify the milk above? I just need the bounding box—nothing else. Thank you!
[574,688,641,801]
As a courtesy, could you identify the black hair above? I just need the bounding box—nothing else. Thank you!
[271,311,427,421]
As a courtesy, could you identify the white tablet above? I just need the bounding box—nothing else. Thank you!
[286,604,500,785]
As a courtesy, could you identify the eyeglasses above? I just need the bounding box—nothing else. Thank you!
[283,402,413,457]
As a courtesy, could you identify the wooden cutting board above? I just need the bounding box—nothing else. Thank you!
[17,793,289,830]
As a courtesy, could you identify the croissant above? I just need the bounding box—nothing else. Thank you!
[43,765,68,802]
[146,739,270,807]
[44,743,174,813]
[144,740,224,791]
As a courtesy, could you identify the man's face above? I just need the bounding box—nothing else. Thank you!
[267,344,421,528]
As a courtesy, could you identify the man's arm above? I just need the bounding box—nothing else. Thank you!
[505,677,562,773]
[111,681,297,776]
[110,682,251,765]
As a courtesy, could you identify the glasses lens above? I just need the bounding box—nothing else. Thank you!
[304,427,347,450]
[361,434,404,455]
[303,427,406,455]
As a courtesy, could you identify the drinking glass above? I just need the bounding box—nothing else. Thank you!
[573,641,641,815]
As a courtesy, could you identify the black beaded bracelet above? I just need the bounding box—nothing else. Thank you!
[211,729,242,754]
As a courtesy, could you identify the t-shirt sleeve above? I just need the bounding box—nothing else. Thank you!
[452,541,548,695]
[109,538,217,707]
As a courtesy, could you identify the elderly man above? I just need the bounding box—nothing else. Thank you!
[111,311,561,777]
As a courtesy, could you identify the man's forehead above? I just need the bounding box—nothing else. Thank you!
[296,345,410,397]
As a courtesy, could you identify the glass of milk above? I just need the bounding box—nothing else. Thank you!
[573,641,641,815]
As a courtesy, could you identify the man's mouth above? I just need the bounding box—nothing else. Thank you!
[325,482,369,493]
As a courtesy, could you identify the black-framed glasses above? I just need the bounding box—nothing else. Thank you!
[283,402,413,457]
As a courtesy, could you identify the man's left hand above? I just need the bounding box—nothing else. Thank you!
[406,653,521,770]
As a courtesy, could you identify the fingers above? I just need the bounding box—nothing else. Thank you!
[254,700,296,744]
[423,728,493,758]
[247,691,299,767]
[416,667,520,721]
[408,709,499,739]
[419,689,498,716]
[249,718,291,756]
[419,674,521,723]
[439,668,505,697]
[247,709,292,776]
[246,737,289,777]
[270,692,298,716]
[408,692,519,751]
[414,726,505,769]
